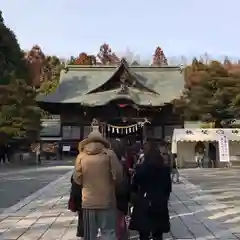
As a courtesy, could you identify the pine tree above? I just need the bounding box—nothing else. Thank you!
[0,12,41,140]
[0,10,3,23]
[0,79,41,140]
[0,11,29,84]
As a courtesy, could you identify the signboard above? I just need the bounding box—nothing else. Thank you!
[218,135,230,162]
[62,145,70,152]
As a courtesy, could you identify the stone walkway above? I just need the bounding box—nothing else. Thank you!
[0,171,239,240]
[170,179,240,239]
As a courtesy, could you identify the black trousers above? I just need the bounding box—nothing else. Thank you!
[139,232,163,240]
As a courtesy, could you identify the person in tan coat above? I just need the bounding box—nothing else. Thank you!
[73,131,123,240]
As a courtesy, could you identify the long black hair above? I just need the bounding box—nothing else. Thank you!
[109,139,125,160]
[144,140,164,166]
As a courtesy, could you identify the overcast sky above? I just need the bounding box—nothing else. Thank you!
[1,0,240,62]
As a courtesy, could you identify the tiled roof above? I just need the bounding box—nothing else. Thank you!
[37,60,184,106]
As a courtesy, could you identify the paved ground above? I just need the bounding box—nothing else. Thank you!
[0,160,74,214]
[180,168,240,236]
[180,168,240,207]
[0,171,239,239]
[0,159,74,172]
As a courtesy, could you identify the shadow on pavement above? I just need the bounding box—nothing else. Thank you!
[180,168,240,237]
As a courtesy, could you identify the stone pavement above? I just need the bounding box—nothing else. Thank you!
[0,163,73,214]
[180,168,240,231]
[0,171,239,240]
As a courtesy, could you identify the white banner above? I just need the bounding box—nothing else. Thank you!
[62,146,71,152]
[218,135,230,162]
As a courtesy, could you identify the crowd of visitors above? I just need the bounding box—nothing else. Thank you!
[194,142,218,168]
[0,144,11,164]
[68,130,179,240]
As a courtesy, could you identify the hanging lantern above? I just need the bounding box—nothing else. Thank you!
[118,104,128,108]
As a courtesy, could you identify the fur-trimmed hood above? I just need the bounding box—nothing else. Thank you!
[78,131,110,154]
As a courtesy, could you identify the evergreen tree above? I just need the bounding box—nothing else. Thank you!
[0,80,42,140]
[0,12,41,140]
[39,77,59,95]
[0,10,3,23]
[0,11,29,84]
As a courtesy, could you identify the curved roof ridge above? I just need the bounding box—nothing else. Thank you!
[86,60,127,94]
[37,59,185,105]
[57,67,118,96]
[87,59,160,95]
[80,87,138,106]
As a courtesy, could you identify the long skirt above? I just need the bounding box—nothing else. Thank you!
[82,208,117,240]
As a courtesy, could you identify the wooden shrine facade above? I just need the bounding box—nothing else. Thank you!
[37,59,185,148]
[58,103,183,139]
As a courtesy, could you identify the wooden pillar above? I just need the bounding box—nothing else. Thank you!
[142,118,151,142]
[100,122,106,137]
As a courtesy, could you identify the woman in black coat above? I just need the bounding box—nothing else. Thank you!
[110,139,131,240]
[129,140,172,240]
[109,139,131,215]
[69,175,83,238]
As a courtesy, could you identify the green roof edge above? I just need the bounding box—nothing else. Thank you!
[65,64,183,71]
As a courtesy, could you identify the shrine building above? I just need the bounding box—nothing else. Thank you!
[37,59,184,151]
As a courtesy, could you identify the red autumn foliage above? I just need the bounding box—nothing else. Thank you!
[25,45,45,87]
[74,52,96,65]
[75,52,88,65]
[152,46,168,66]
[97,43,120,65]
[184,58,209,88]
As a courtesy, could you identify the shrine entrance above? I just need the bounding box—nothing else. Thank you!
[105,118,150,145]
